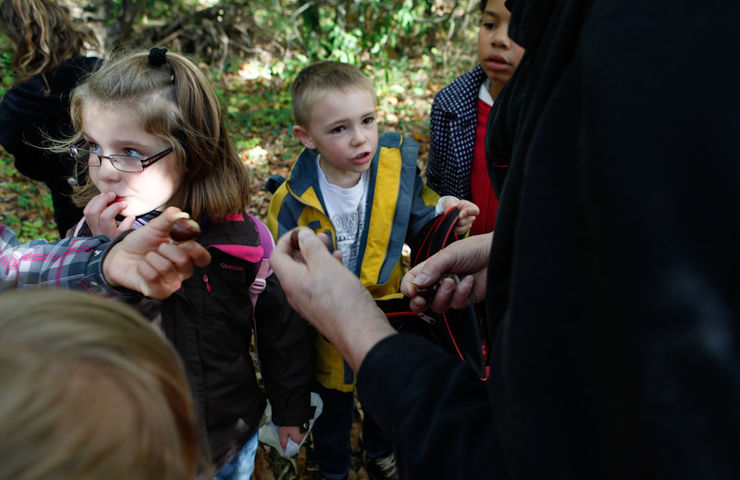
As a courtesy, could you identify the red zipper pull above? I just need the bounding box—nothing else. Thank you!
[203,274,211,292]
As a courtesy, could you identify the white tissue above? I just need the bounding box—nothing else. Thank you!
[258,392,323,457]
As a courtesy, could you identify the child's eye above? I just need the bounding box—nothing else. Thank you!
[482,21,498,30]
[87,142,102,154]
[123,148,144,158]
[362,116,375,125]
[331,126,346,134]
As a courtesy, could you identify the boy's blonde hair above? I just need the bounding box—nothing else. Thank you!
[290,61,376,127]
[0,0,98,85]
[68,49,250,222]
[0,289,207,480]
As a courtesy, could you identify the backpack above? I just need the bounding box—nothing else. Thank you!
[378,207,490,381]
[245,212,274,310]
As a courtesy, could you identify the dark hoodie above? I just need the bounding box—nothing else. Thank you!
[0,56,100,235]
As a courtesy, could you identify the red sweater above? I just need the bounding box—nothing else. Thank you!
[469,98,498,234]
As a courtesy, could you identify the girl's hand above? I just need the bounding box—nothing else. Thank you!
[83,192,136,239]
[277,425,307,451]
[453,200,480,235]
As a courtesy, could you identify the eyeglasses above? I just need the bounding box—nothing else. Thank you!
[69,144,174,173]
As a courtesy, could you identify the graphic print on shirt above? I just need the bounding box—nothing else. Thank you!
[331,203,365,272]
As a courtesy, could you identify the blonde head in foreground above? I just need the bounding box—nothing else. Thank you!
[0,289,204,480]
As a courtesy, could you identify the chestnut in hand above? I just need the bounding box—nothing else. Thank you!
[290,229,300,250]
[169,217,201,242]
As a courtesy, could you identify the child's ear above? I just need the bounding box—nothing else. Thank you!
[293,125,316,150]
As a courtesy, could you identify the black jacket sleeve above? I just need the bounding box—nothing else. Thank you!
[358,334,508,480]
[0,56,100,181]
[254,273,315,427]
[0,79,59,181]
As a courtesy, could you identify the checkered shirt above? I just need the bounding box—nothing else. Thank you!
[0,224,122,297]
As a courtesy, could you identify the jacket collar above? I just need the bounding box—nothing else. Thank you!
[287,146,380,211]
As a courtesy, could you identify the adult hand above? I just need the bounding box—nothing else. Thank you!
[83,191,135,238]
[401,232,492,313]
[270,227,395,372]
[102,206,211,299]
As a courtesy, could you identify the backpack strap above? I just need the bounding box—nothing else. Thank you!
[246,212,274,310]
[71,217,85,238]
[395,206,489,380]
[409,206,461,266]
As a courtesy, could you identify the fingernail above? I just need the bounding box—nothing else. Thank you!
[298,228,313,242]
[414,274,430,286]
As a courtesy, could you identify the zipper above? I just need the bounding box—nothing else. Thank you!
[203,273,212,293]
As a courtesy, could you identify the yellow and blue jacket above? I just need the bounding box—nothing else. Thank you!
[267,132,440,391]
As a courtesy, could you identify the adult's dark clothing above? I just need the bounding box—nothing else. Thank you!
[357,1,740,478]
[0,56,100,236]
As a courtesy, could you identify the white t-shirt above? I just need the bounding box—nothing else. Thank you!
[316,156,455,272]
[317,157,369,272]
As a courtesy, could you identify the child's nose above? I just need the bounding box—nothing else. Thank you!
[351,129,366,145]
[492,26,511,48]
[97,156,121,180]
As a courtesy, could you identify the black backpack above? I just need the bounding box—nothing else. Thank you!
[378,207,490,381]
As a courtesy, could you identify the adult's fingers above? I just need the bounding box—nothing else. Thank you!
[145,206,191,237]
[156,241,211,271]
[136,250,192,299]
[179,240,211,267]
[296,228,338,267]
[135,260,176,299]
[400,247,457,296]
[273,227,334,276]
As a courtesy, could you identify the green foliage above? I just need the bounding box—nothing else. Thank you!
[80,0,196,20]
[211,69,293,137]
[0,0,477,244]
[289,0,446,64]
[0,151,57,242]
[0,49,13,97]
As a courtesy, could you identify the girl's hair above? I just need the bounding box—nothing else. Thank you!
[479,0,487,13]
[0,0,98,84]
[0,289,208,480]
[68,49,251,222]
[290,61,376,127]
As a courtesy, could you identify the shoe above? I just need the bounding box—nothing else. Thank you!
[364,452,399,480]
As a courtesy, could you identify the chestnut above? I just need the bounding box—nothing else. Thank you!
[169,217,201,242]
[290,229,300,250]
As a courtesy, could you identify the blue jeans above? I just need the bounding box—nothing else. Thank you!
[214,431,259,480]
[312,383,392,479]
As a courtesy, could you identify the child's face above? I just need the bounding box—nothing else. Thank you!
[293,87,378,188]
[81,100,186,217]
[477,0,525,99]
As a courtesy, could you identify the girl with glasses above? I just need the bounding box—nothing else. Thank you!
[59,48,315,479]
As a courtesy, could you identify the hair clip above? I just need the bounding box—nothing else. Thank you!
[148,47,168,67]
